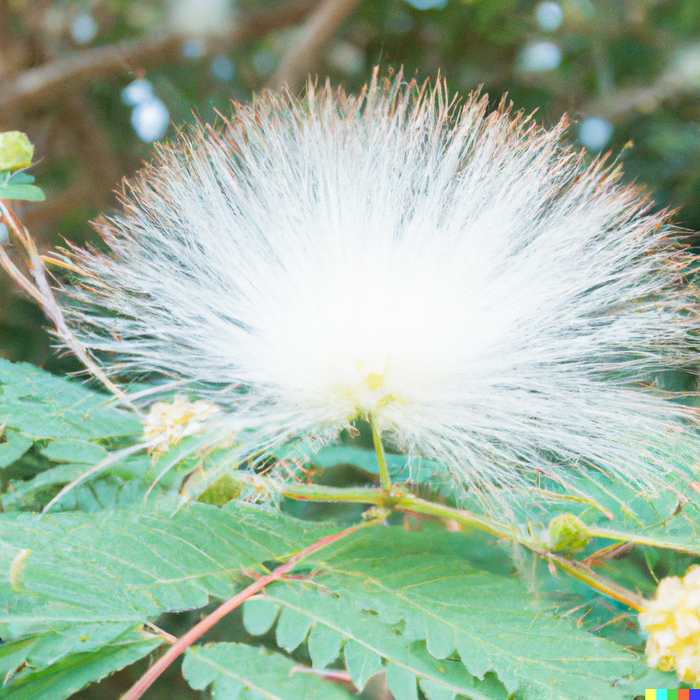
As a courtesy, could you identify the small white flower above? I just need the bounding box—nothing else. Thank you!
[639,566,700,683]
[63,70,700,504]
[144,395,220,457]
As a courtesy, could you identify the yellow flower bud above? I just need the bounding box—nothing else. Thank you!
[0,131,34,171]
[638,565,700,683]
[143,395,219,457]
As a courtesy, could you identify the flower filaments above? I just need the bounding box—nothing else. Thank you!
[62,70,700,505]
[639,566,700,683]
[143,395,219,458]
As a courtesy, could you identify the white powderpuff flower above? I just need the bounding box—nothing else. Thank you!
[143,395,220,457]
[639,566,700,683]
[62,70,700,503]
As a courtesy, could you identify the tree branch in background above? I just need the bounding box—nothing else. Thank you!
[0,0,320,115]
[268,0,362,94]
[582,43,700,124]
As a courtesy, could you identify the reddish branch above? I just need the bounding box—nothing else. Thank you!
[120,521,370,700]
[0,199,128,400]
[0,0,320,113]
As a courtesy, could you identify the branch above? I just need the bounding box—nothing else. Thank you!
[0,199,130,403]
[268,0,362,93]
[276,480,648,611]
[120,520,373,700]
[0,0,320,113]
[582,43,700,123]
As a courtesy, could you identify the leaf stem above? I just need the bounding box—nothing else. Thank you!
[277,481,647,611]
[369,414,392,492]
[119,520,375,700]
[542,550,646,611]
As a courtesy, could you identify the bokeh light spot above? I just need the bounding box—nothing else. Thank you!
[579,117,613,151]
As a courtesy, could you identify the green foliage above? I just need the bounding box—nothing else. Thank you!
[0,629,159,700]
[0,359,693,698]
[0,359,141,441]
[0,503,333,633]
[519,468,700,558]
[0,175,46,203]
[0,503,657,699]
[246,527,650,700]
[183,643,355,699]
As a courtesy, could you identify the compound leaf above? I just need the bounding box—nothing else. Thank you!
[255,527,651,700]
[0,501,334,693]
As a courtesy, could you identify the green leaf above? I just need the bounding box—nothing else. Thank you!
[386,662,419,700]
[425,617,455,659]
[522,468,700,556]
[343,640,384,691]
[242,597,279,636]
[284,443,444,486]
[420,678,457,700]
[182,643,355,699]
[0,132,33,171]
[275,606,313,652]
[0,359,142,441]
[2,464,84,507]
[0,502,335,693]
[0,497,650,700]
[255,527,650,700]
[0,501,334,637]
[0,623,141,676]
[307,623,344,669]
[39,439,109,464]
[0,184,45,202]
[0,430,33,469]
[5,172,35,185]
[0,633,159,700]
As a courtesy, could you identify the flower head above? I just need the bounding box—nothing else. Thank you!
[62,70,700,503]
[639,566,700,683]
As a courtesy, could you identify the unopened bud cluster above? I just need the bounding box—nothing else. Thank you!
[143,395,219,457]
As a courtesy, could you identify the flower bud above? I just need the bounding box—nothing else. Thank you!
[639,566,700,683]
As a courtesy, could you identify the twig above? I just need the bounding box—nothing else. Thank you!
[144,622,178,645]
[0,0,320,113]
[274,480,648,610]
[290,666,355,687]
[0,199,129,402]
[268,0,362,93]
[120,520,373,700]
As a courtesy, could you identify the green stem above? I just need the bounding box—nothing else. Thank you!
[369,414,392,492]
[544,550,645,611]
[584,525,699,557]
[276,480,647,611]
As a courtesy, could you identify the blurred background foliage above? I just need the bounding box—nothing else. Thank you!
[2,0,700,368]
